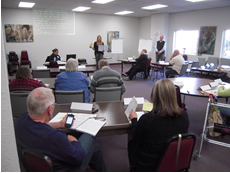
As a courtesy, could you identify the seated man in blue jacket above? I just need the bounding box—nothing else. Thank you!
[123,49,148,80]
[15,87,106,172]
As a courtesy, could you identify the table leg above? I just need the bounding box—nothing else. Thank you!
[121,62,124,73]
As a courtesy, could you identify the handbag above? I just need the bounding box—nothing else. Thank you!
[208,98,223,137]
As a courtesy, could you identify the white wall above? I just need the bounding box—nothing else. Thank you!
[167,6,230,61]
[1,32,20,171]
[2,8,140,67]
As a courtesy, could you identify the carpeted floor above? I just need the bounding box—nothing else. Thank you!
[94,64,230,172]
[10,63,230,172]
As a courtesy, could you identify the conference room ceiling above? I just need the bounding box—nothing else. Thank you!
[2,0,230,17]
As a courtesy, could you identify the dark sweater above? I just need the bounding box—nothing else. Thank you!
[135,54,148,69]
[156,41,165,54]
[16,113,85,172]
[93,42,104,55]
[129,111,189,172]
[46,53,61,62]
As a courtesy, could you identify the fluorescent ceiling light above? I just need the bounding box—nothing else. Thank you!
[92,0,114,4]
[114,11,134,15]
[72,6,91,12]
[185,0,205,2]
[18,2,35,8]
[141,4,168,10]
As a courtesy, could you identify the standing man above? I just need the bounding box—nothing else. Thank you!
[123,49,148,80]
[16,87,107,172]
[156,35,165,62]
[90,59,126,94]
[165,50,185,78]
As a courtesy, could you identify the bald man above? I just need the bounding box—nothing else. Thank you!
[165,50,185,78]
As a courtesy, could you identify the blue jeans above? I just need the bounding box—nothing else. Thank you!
[76,134,107,172]
[218,107,230,125]
[95,53,103,70]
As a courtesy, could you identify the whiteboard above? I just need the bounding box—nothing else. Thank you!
[138,39,153,53]
[111,39,123,54]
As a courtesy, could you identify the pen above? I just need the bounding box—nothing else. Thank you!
[187,90,190,94]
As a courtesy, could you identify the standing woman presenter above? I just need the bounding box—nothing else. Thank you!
[90,35,104,70]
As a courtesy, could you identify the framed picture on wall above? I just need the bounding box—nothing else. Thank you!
[107,31,119,52]
[198,26,217,55]
[5,24,34,43]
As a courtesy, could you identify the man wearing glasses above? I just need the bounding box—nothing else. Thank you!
[15,87,106,172]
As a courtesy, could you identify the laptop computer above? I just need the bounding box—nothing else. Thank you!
[66,54,76,61]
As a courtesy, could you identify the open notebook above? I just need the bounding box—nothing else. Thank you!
[49,112,106,136]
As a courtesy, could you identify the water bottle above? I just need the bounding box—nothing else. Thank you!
[54,57,56,61]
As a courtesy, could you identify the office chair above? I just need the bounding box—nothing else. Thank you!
[151,57,166,78]
[10,92,29,117]
[206,57,219,66]
[220,57,230,66]
[95,87,122,102]
[155,133,196,172]
[183,54,188,61]
[8,51,20,69]
[54,90,85,103]
[22,148,54,172]
[198,57,207,67]
[32,69,50,78]
[168,63,189,78]
[20,50,31,68]
[187,60,199,76]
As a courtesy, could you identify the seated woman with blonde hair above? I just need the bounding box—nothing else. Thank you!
[128,78,189,171]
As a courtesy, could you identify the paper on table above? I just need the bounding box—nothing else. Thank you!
[173,81,184,87]
[90,75,93,80]
[70,102,93,111]
[76,119,106,136]
[70,113,96,129]
[200,85,211,91]
[209,81,218,87]
[124,97,144,105]
[142,102,153,111]
[98,45,104,52]
[37,66,47,69]
[78,65,86,69]
[59,66,65,69]
[49,112,68,123]
[214,78,222,84]
[204,90,218,96]
[125,97,137,121]
[136,111,145,121]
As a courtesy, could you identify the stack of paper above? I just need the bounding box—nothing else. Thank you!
[49,112,106,136]
[70,102,93,111]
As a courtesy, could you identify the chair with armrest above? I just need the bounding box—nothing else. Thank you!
[54,90,85,104]
[8,51,20,69]
[155,133,196,172]
[32,69,50,78]
[151,57,166,78]
[22,148,54,172]
[187,60,199,76]
[95,87,122,102]
[169,63,189,78]
[198,57,207,67]
[20,50,31,68]
[49,61,59,77]
[175,85,187,110]
[10,92,29,117]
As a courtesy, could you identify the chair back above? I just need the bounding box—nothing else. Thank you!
[32,69,50,78]
[54,90,85,104]
[179,64,189,76]
[198,57,206,67]
[183,55,188,61]
[191,61,199,68]
[146,58,152,76]
[95,87,122,102]
[22,148,54,172]
[220,57,230,66]
[49,61,59,68]
[175,85,186,110]
[156,133,196,172]
[21,50,29,60]
[10,92,29,117]
[207,57,219,66]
